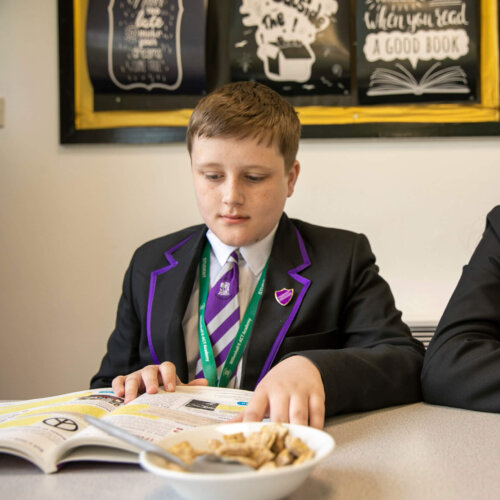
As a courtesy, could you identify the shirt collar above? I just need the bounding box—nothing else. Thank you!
[206,224,278,276]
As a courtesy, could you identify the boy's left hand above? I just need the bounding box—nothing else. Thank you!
[233,355,325,428]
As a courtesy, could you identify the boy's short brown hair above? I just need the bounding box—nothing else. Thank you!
[186,81,301,170]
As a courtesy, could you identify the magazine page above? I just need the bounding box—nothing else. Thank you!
[60,385,253,465]
[0,388,125,473]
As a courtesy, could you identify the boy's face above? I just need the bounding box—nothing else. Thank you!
[191,135,299,247]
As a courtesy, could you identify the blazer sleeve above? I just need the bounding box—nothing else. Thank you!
[421,206,500,412]
[90,254,145,388]
[296,233,425,416]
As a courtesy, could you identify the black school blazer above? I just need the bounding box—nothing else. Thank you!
[422,206,500,412]
[92,213,424,416]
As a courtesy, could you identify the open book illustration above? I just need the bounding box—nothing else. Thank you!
[0,385,252,473]
[367,62,470,96]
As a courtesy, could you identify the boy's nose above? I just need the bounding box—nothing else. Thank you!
[222,179,244,205]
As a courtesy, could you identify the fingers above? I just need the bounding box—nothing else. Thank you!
[308,392,325,429]
[112,362,178,404]
[157,362,177,392]
[111,362,208,405]
[288,393,309,427]
[123,373,144,404]
[240,356,325,427]
[110,357,326,427]
[245,389,317,427]
[286,381,325,428]
[243,394,324,427]
[112,372,146,403]
[111,375,126,397]
[241,390,269,423]
[227,413,243,423]
[269,390,290,424]
[186,377,209,387]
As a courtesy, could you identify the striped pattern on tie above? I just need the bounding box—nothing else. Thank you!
[196,251,240,384]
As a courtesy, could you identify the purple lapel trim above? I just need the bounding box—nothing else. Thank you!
[256,226,311,385]
[147,233,197,364]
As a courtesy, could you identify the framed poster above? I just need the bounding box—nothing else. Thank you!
[86,0,207,110]
[59,0,500,143]
[229,0,351,98]
[59,0,207,143]
[356,0,479,105]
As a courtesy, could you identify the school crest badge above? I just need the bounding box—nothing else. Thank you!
[275,288,294,306]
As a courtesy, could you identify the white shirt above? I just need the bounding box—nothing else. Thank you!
[182,225,278,387]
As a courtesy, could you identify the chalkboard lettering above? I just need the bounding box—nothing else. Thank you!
[230,0,351,96]
[107,0,184,91]
[357,0,478,104]
[86,0,207,109]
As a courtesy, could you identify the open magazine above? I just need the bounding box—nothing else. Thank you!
[0,385,253,473]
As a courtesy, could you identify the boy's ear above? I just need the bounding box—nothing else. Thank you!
[287,161,300,197]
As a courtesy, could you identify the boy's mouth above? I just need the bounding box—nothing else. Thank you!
[220,214,249,223]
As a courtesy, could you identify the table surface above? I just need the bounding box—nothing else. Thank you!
[2,402,500,500]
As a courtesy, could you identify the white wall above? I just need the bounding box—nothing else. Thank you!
[1,2,499,399]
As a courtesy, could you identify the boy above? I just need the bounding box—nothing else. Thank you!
[422,206,500,412]
[91,81,424,428]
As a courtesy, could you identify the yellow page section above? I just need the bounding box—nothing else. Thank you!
[109,404,157,419]
[0,391,94,416]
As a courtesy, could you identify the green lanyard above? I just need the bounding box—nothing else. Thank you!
[198,241,268,387]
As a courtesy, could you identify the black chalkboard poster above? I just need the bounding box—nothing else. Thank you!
[86,0,206,110]
[356,0,479,105]
[59,0,500,143]
[229,0,351,96]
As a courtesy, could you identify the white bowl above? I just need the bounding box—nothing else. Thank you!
[139,422,335,500]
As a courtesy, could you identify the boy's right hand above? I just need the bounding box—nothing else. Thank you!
[112,361,208,404]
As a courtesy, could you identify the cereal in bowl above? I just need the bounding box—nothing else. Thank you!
[166,423,314,472]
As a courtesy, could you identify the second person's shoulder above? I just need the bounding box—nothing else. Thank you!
[487,205,500,228]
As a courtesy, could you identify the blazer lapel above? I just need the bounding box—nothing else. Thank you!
[242,215,312,390]
[147,227,206,381]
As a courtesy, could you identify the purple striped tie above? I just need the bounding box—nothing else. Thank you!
[196,251,240,381]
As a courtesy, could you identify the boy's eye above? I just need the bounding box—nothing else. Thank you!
[246,175,265,182]
[204,173,223,181]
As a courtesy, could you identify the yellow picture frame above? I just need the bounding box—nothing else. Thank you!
[59,0,500,142]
